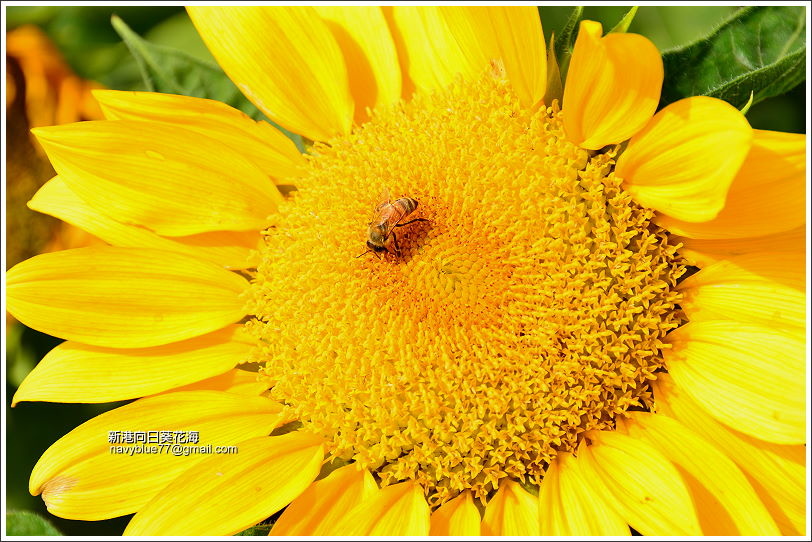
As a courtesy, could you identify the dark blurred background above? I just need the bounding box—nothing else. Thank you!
[4,5,806,536]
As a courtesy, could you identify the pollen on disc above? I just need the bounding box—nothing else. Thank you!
[245,73,686,507]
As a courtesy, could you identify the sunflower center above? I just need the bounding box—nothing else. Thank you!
[246,74,686,506]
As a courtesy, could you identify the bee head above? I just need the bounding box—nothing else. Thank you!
[368,228,387,246]
[367,240,386,252]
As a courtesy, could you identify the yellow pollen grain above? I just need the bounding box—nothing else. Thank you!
[246,74,686,506]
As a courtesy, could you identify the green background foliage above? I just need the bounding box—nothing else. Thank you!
[6,510,62,536]
[4,5,806,536]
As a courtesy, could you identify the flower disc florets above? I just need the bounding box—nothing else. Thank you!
[246,74,686,506]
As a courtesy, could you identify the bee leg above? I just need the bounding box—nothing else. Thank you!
[391,232,401,256]
[394,218,430,227]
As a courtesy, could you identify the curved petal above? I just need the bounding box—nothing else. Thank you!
[389,7,488,94]
[678,252,805,332]
[429,491,481,535]
[664,321,806,445]
[621,412,779,535]
[538,453,568,534]
[29,176,260,270]
[616,96,753,222]
[563,20,663,149]
[159,368,270,396]
[124,433,324,535]
[270,464,377,535]
[331,481,430,535]
[187,6,352,142]
[658,129,806,238]
[675,226,806,268]
[93,90,305,180]
[30,391,283,520]
[6,247,248,348]
[440,7,546,107]
[652,374,806,535]
[539,452,629,535]
[390,7,545,106]
[577,430,701,535]
[481,480,539,535]
[314,7,401,123]
[32,120,281,237]
[12,325,252,405]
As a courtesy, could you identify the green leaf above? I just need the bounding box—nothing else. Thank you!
[6,511,62,536]
[236,524,272,536]
[553,6,584,79]
[609,6,638,34]
[110,15,304,151]
[660,6,806,109]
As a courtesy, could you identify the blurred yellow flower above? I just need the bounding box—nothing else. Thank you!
[6,24,104,133]
[7,7,806,536]
[6,24,103,271]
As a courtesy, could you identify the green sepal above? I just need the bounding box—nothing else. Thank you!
[739,91,755,115]
[609,6,639,34]
[553,6,584,81]
[544,32,564,105]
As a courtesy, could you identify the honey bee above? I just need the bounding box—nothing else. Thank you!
[357,190,428,258]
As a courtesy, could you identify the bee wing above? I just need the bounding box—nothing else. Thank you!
[368,188,392,225]
[375,188,391,212]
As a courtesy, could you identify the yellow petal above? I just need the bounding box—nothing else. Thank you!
[557,452,630,535]
[481,480,540,536]
[93,90,305,180]
[187,6,352,142]
[12,325,252,405]
[390,7,545,106]
[664,321,806,444]
[538,453,568,535]
[676,226,806,268]
[6,247,248,348]
[652,374,806,535]
[124,432,324,535]
[563,20,663,149]
[678,252,805,332]
[160,368,270,396]
[32,120,281,237]
[380,7,415,99]
[578,430,701,535]
[440,7,546,107]
[429,491,481,536]
[30,391,283,520]
[29,176,260,270]
[332,481,430,535]
[314,7,401,124]
[658,129,806,238]
[540,452,629,535]
[270,464,378,535]
[621,412,779,535]
[616,96,753,222]
[390,7,488,94]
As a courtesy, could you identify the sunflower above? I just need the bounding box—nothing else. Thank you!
[7,6,806,536]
